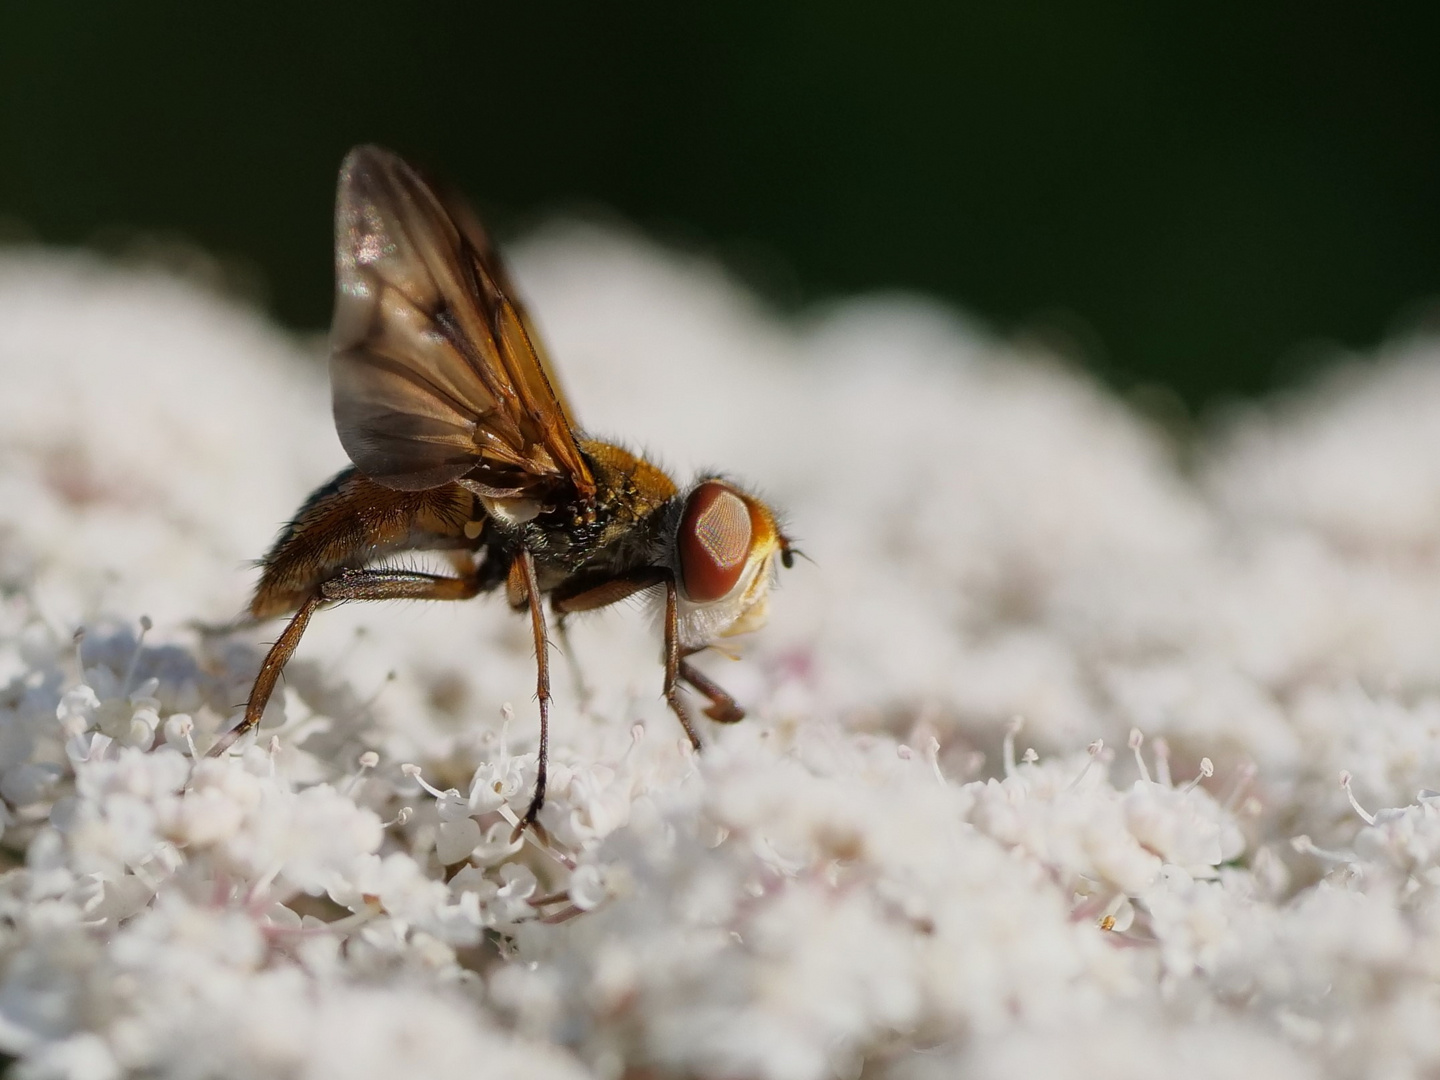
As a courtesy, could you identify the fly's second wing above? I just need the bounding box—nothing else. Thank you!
[329,145,594,499]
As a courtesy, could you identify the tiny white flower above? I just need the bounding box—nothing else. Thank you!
[16,1032,120,1080]
[467,753,531,815]
[568,864,610,911]
[1,763,63,807]
[492,863,538,924]
[55,685,100,735]
[435,817,481,866]
[469,820,525,868]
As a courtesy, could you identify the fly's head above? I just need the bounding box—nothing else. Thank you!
[670,478,795,649]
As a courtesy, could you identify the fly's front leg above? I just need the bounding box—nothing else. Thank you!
[663,576,705,751]
[548,568,735,748]
[549,566,670,711]
[209,566,481,757]
[678,654,745,724]
[558,569,714,749]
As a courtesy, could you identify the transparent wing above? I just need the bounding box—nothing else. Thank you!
[429,176,585,437]
[329,145,594,497]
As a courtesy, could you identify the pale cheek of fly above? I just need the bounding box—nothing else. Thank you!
[676,553,776,648]
[676,597,744,651]
[719,593,771,639]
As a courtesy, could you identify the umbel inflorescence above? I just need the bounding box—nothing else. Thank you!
[5,237,1440,1078]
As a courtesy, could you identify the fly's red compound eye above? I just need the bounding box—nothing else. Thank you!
[678,481,753,602]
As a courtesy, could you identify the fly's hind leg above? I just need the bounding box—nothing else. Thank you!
[209,594,324,756]
[208,567,482,757]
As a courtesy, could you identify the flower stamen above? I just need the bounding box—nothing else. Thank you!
[1068,739,1104,789]
[1181,758,1214,793]
[120,615,153,696]
[1003,716,1023,778]
[1129,729,1151,783]
[1340,771,1376,826]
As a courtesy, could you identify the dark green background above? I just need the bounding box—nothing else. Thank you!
[4,3,1439,406]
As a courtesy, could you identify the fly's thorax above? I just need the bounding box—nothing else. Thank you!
[478,439,679,579]
[552,438,678,568]
[577,438,679,510]
[664,476,788,650]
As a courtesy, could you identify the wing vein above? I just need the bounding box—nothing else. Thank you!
[328,146,592,494]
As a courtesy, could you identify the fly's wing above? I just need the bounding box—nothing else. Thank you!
[329,145,594,497]
[430,179,585,437]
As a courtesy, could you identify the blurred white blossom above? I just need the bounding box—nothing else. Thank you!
[3,234,1440,1077]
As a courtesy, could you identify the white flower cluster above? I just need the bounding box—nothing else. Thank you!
[0,610,1269,1080]
[0,610,588,1079]
[3,235,1440,1077]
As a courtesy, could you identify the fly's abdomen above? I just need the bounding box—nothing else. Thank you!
[250,467,479,619]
